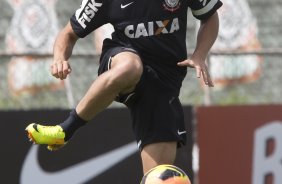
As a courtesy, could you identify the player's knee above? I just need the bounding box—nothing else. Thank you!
[123,58,143,82]
[112,58,143,87]
[141,142,177,173]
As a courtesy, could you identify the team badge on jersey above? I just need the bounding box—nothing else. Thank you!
[163,0,181,12]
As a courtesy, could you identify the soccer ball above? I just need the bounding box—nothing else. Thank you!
[140,164,191,184]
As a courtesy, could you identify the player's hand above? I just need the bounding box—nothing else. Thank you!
[177,58,214,87]
[51,60,72,80]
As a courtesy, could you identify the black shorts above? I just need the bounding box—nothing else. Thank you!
[98,46,187,150]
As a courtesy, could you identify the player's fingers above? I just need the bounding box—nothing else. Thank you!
[57,62,64,80]
[68,62,72,73]
[202,66,214,87]
[62,61,71,79]
[201,69,208,85]
[177,60,195,68]
[206,72,214,87]
[51,63,59,78]
[196,66,201,78]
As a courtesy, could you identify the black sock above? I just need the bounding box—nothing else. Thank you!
[59,109,87,141]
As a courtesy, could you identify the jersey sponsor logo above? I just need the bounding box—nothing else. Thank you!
[124,18,180,38]
[75,0,102,29]
[163,0,181,12]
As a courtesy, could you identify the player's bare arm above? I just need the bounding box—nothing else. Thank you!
[178,12,220,87]
[51,21,79,80]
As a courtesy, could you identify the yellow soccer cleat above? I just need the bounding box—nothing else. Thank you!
[25,123,67,151]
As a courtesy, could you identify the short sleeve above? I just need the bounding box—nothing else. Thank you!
[70,0,109,38]
[188,0,223,20]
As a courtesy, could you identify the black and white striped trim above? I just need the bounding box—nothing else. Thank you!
[192,0,219,16]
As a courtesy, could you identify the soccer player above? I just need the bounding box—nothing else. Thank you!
[26,0,222,173]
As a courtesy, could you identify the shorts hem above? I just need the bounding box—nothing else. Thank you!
[138,137,186,151]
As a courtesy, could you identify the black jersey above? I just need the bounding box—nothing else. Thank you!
[70,0,222,91]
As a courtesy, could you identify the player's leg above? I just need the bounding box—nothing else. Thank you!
[128,66,186,173]
[26,48,143,150]
[76,51,142,121]
[59,51,142,141]
[141,142,177,173]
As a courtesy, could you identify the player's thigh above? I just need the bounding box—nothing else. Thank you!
[110,51,143,85]
[98,47,143,95]
[141,141,177,173]
[111,51,142,71]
